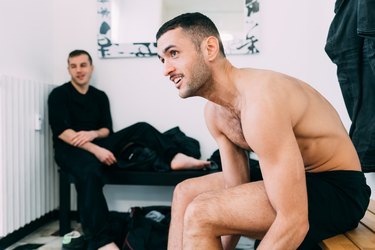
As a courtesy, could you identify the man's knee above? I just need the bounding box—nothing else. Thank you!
[183,192,218,233]
[172,179,198,206]
[132,121,154,131]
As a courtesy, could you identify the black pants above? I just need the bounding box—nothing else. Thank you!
[54,122,179,249]
[325,0,375,172]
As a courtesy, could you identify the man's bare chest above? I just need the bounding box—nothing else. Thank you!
[217,111,251,150]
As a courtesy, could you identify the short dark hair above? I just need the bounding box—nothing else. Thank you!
[68,50,93,65]
[156,12,226,57]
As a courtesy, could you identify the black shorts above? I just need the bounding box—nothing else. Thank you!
[251,168,371,249]
[299,170,371,249]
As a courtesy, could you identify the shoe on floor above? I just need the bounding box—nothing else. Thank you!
[62,230,86,250]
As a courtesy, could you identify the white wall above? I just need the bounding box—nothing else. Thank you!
[0,0,54,81]
[2,0,373,213]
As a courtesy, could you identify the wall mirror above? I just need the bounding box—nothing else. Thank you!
[97,0,260,58]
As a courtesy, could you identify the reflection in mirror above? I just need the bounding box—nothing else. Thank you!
[97,0,260,58]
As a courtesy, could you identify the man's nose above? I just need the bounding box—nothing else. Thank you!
[163,61,175,76]
[76,66,84,72]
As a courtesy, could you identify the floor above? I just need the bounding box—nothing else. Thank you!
[6,221,82,250]
[5,220,255,250]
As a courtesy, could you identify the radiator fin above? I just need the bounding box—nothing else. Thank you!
[0,75,58,237]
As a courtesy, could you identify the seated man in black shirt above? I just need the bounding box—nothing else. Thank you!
[48,50,210,250]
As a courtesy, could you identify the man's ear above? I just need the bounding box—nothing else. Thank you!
[205,36,220,61]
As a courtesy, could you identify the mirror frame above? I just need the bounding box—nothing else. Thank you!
[97,0,260,58]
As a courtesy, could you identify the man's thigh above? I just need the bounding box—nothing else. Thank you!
[186,180,275,239]
[55,146,103,179]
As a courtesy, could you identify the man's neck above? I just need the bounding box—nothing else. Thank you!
[205,63,241,110]
[70,81,89,94]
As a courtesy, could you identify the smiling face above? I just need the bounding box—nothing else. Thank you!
[67,54,93,91]
[157,28,211,98]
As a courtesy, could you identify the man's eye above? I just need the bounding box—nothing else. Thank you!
[170,50,178,57]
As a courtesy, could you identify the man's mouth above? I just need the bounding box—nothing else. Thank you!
[76,74,85,80]
[170,74,183,85]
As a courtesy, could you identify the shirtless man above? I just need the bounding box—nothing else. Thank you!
[156,13,371,249]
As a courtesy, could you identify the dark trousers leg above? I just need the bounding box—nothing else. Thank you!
[351,38,375,170]
[325,0,375,171]
[55,146,113,249]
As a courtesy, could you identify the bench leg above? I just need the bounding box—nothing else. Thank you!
[59,170,71,236]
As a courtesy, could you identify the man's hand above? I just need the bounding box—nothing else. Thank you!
[58,128,115,165]
[93,146,117,166]
[71,131,98,147]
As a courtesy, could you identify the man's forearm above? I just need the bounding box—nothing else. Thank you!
[80,141,103,155]
[58,128,110,146]
[58,129,101,152]
[258,214,308,250]
[95,127,110,139]
[58,129,79,145]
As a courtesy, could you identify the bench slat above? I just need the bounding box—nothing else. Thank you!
[321,199,375,250]
[319,234,359,250]
[361,210,375,233]
[368,199,375,215]
[345,222,375,249]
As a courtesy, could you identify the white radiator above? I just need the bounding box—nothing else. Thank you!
[0,75,59,237]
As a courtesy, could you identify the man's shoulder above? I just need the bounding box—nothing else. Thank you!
[88,85,108,98]
[204,101,221,117]
[52,81,72,91]
[205,101,234,116]
[88,85,104,93]
[49,82,71,96]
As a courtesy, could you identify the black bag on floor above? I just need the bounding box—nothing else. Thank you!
[122,206,171,250]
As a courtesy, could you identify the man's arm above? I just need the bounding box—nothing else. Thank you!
[58,128,116,166]
[205,102,250,186]
[205,102,249,249]
[243,97,309,249]
[59,127,110,147]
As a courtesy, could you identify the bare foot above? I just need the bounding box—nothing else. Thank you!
[171,153,211,170]
[98,242,119,250]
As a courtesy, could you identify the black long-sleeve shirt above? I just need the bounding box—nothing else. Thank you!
[48,82,113,149]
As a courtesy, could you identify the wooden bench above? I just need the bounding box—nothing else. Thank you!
[58,168,219,236]
[320,199,375,249]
